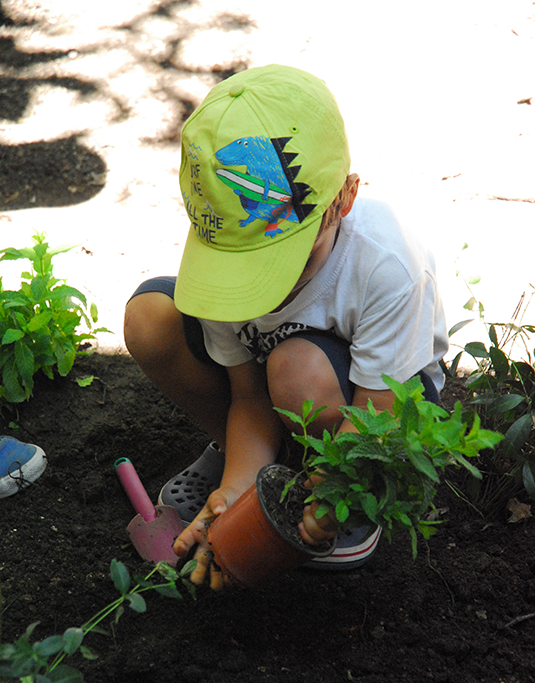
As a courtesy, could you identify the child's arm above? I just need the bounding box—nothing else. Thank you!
[173,358,284,589]
[299,385,395,545]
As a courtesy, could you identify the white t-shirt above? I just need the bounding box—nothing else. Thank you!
[199,197,448,392]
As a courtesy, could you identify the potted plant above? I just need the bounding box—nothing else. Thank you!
[207,375,503,588]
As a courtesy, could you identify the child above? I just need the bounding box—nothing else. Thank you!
[124,64,448,590]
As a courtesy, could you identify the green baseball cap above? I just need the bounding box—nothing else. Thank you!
[175,64,350,322]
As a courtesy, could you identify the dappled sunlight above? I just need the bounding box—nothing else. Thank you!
[0,0,533,357]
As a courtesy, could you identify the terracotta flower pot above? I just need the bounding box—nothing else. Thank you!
[206,464,336,588]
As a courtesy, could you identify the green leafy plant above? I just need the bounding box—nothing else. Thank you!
[0,232,110,407]
[276,374,503,557]
[442,286,535,516]
[455,325,535,514]
[0,559,196,683]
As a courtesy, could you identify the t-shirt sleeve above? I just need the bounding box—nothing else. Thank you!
[199,319,254,367]
[349,259,441,391]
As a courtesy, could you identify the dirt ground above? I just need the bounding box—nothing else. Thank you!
[2,353,535,683]
[1,1,535,682]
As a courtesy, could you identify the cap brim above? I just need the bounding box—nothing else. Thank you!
[175,215,321,322]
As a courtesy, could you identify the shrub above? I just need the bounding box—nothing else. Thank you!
[0,232,109,407]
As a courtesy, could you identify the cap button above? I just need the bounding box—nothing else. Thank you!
[229,83,245,97]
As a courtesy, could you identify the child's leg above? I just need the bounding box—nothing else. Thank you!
[266,336,351,438]
[124,284,231,450]
[267,334,440,439]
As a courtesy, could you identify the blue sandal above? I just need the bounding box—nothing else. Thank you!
[158,442,224,523]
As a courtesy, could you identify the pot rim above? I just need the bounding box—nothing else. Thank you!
[256,463,337,559]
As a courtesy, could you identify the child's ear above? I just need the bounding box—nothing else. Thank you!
[340,173,360,217]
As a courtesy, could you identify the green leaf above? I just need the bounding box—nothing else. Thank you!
[110,559,130,595]
[52,337,76,376]
[48,285,87,308]
[503,414,533,459]
[273,406,304,426]
[44,664,84,683]
[0,247,35,261]
[26,310,53,332]
[463,296,476,311]
[31,275,51,302]
[179,559,197,580]
[448,319,474,338]
[126,593,147,613]
[306,407,328,427]
[452,453,482,479]
[154,584,182,599]
[34,635,64,656]
[487,394,525,416]
[381,374,407,402]
[62,628,84,655]
[80,645,99,661]
[346,441,392,462]
[74,375,94,387]
[464,341,489,359]
[335,499,350,524]
[488,345,509,380]
[522,461,535,501]
[3,360,27,402]
[156,561,179,581]
[2,328,25,344]
[314,501,334,519]
[400,396,419,437]
[15,340,35,387]
[448,350,464,377]
[0,643,16,658]
[406,439,440,482]
[360,493,379,522]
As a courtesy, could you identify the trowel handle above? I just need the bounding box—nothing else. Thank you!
[115,458,157,523]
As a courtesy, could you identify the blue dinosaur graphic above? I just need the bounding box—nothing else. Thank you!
[215,136,298,237]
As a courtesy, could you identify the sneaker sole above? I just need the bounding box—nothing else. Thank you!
[304,525,382,570]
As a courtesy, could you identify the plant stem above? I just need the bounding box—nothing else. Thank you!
[47,566,166,674]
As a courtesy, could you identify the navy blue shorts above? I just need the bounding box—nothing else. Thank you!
[129,276,439,404]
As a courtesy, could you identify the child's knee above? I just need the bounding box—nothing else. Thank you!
[124,292,180,363]
[267,338,338,408]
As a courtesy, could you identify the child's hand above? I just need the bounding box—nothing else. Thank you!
[173,486,240,591]
[299,500,338,546]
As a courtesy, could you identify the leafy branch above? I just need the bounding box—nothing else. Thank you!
[0,559,196,683]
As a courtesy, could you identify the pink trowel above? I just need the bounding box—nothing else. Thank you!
[115,458,184,567]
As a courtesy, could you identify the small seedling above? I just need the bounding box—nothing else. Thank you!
[0,559,196,683]
[74,375,96,388]
[277,374,503,557]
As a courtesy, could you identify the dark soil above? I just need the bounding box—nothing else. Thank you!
[2,353,535,683]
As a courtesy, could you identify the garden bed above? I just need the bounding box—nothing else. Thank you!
[2,352,535,683]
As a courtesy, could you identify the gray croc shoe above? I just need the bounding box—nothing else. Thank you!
[158,442,225,523]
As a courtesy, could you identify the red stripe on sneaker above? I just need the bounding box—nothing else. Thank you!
[329,527,381,558]
[310,526,382,565]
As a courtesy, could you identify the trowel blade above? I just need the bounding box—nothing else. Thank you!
[126,504,184,567]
